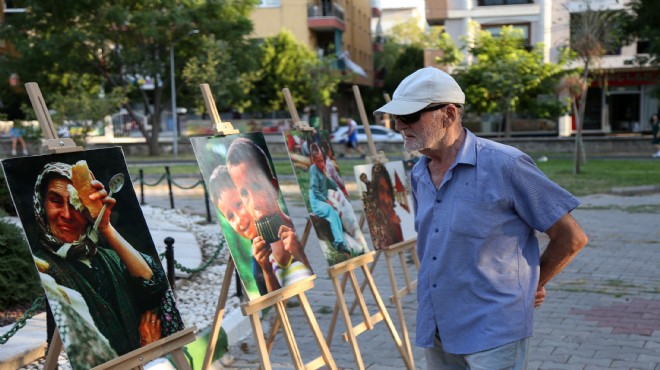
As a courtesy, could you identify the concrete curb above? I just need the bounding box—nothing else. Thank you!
[0,313,47,370]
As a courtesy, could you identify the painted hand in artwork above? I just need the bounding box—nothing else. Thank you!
[139,310,162,346]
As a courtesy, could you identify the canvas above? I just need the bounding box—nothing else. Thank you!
[0,147,184,370]
[284,129,369,266]
[354,161,416,250]
[191,132,313,301]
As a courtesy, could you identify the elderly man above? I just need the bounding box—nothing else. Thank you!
[375,67,588,369]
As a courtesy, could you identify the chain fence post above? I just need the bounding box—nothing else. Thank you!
[203,183,212,223]
[165,166,175,209]
[139,168,145,205]
[235,269,243,299]
[164,237,176,291]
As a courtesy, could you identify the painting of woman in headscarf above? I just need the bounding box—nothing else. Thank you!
[1,147,184,369]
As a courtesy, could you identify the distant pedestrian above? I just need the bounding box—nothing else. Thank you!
[651,113,660,158]
[342,117,365,159]
[9,123,28,156]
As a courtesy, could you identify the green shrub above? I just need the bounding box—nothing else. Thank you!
[0,171,17,216]
[0,216,42,310]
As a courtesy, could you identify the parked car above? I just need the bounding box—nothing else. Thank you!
[329,125,403,144]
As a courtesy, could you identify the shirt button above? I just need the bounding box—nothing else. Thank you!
[435,228,439,233]
[436,199,441,203]
[432,256,437,260]
[432,284,437,288]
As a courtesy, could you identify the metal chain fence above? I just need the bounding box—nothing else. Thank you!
[0,296,46,345]
[132,166,213,222]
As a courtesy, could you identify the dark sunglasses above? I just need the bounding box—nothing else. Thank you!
[392,103,451,125]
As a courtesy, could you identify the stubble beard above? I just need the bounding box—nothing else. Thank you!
[403,111,446,152]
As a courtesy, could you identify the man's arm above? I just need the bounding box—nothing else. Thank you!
[535,213,588,305]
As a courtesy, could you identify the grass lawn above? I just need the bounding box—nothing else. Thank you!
[125,152,660,197]
[536,158,660,196]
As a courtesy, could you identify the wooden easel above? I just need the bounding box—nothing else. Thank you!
[199,84,336,370]
[383,92,392,129]
[25,82,197,370]
[341,85,420,368]
[281,88,412,370]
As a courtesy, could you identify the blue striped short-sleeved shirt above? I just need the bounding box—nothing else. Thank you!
[411,129,579,355]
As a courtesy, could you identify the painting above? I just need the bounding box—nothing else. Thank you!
[1,147,184,370]
[284,129,369,266]
[191,132,313,301]
[354,161,416,250]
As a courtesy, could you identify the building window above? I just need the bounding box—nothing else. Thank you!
[478,0,533,5]
[482,23,531,47]
[637,40,650,54]
[257,0,280,7]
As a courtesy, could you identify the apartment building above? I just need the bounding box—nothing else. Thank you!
[251,0,374,87]
[425,0,658,135]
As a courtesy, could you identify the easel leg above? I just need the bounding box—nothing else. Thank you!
[171,348,192,370]
[274,302,305,369]
[385,252,415,369]
[361,265,414,370]
[297,292,337,369]
[44,329,62,370]
[266,315,281,353]
[249,312,272,370]
[331,273,365,370]
[348,270,372,329]
[202,258,235,370]
[349,250,381,315]
[326,272,349,347]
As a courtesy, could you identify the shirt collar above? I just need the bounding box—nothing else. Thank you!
[456,128,477,167]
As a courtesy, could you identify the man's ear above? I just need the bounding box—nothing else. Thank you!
[445,105,459,126]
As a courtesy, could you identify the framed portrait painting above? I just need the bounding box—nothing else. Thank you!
[1,147,184,370]
[192,132,313,301]
[283,129,369,266]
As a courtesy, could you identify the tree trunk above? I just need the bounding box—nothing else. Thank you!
[574,61,591,175]
[505,110,513,138]
[145,112,161,156]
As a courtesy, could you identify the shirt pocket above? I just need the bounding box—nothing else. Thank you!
[450,197,500,239]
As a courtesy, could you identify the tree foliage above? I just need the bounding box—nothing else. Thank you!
[0,217,43,311]
[0,0,257,155]
[363,20,460,116]
[454,25,569,137]
[245,30,343,116]
[49,76,127,143]
[620,0,660,67]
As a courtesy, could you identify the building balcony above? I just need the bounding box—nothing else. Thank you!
[308,1,345,32]
[425,0,449,26]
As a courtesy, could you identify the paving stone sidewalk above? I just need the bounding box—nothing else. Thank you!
[215,191,660,370]
[6,181,657,370]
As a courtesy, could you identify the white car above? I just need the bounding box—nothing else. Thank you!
[329,125,403,144]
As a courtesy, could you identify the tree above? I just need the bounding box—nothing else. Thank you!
[363,20,461,116]
[620,0,660,67]
[454,25,569,138]
[0,0,257,155]
[49,75,127,143]
[567,2,623,173]
[245,30,343,129]
[181,35,260,115]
